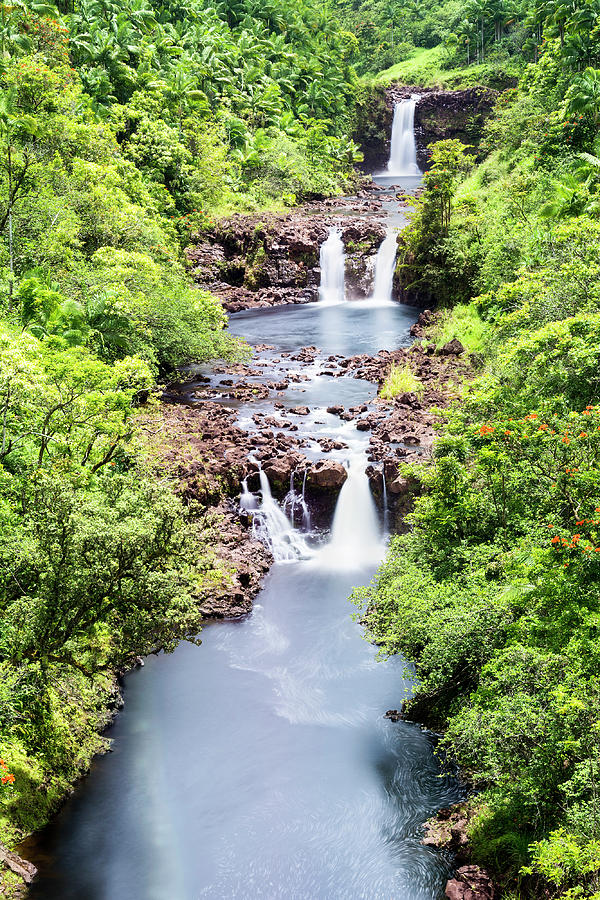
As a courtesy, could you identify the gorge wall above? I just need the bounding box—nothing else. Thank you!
[358,84,498,173]
[186,197,391,311]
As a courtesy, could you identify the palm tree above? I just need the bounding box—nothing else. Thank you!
[566,67,600,125]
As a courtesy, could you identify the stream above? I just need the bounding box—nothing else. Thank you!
[25,107,462,900]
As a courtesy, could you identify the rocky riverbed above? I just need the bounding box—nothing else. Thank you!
[146,304,472,614]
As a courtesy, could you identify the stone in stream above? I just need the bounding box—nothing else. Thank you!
[307,460,348,490]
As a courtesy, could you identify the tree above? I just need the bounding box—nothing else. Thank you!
[0,89,39,304]
[566,68,600,127]
[0,471,205,675]
[423,139,475,233]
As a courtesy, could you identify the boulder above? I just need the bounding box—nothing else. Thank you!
[307,460,348,490]
[388,476,413,495]
[445,866,497,900]
[0,843,37,884]
[439,339,465,356]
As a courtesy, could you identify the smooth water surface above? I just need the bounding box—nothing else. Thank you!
[228,300,417,356]
[28,562,458,900]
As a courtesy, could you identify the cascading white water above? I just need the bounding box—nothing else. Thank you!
[283,471,311,531]
[252,470,312,563]
[318,455,383,570]
[388,98,421,176]
[370,229,398,303]
[240,477,258,511]
[319,228,346,304]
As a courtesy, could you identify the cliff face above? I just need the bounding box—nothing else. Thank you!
[359,84,498,172]
[413,87,498,167]
[185,198,391,311]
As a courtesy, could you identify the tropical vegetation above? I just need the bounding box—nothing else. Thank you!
[358,5,600,897]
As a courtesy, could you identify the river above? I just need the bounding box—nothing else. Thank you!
[26,298,461,900]
[25,119,462,900]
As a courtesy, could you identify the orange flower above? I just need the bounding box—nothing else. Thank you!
[551,536,560,544]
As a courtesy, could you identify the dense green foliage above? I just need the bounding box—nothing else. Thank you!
[360,20,600,900]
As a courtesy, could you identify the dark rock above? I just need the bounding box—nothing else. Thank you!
[307,460,348,490]
[186,207,389,310]
[439,339,465,356]
[290,406,310,416]
[445,866,497,900]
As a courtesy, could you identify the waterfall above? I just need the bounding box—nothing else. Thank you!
[370,230,398,303]
[240,477,258,511]
[283,471,311,532]
[388,98,421,177]
[319,228,345,304]
[317,456,383,570]
[251,470,312,563]
[382,467,389,535]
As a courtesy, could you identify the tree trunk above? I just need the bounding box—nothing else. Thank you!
[7,139,13,308]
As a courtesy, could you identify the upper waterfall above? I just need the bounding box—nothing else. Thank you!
[388,98,421,177]
[319,227,345,304]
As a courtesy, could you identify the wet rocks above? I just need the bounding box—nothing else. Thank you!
[186,205,391,311]
[307,460,348,491]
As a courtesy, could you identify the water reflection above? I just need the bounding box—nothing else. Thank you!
[27,560,459,900]
[229,300,417,357]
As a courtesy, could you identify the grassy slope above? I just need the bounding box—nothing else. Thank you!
[369,45,523,89]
